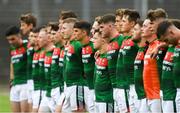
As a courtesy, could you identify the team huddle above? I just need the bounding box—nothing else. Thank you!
[5,8,180,113]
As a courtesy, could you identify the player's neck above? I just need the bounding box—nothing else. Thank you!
[45,42,55,52]
[99,43,108,54]
[81,36,90,45]
[110,29,119,39]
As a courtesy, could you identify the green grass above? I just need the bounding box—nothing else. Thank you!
[0,94,11,112]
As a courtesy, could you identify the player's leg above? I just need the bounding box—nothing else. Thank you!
[11,101,21,113]
[10,85,21,113]
[20,100,28,112]
[19,84,29,112]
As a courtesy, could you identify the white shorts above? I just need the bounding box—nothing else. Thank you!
[62,85,85,112]
[95,102,114,113]
[129,84,139,113]
[138,98,148,113]
[176,88,180,113]
[39,95,55,113]
[27,80,34,103]
[51,87,61,106]
[10,84,28,102]
[32,90,46,109]
[86,89,95,113]
[147,99,162,113]
[162,100,176,113]
[115,88,129,113]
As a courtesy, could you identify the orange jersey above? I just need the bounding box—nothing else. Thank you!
[143,40,161,99]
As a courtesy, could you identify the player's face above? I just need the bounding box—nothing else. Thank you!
[61,23,74,39]
[121,15,133,33]
[132,24,142,41]
[115,16,123,33]
[141,19,152,38]
[93,32,103,49]
[149,18,164,34]
[99,23,111,38]
[55,29,63,44]
[161,27,179,46]
[28,32,38,46]
[73,28,84,41]
[91,21,99,36]
[7,34,21,47]
[50,30,57,44]
[38,30,48,48]
[20,21,32,35]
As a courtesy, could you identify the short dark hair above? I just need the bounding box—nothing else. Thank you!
[171,19,180,29]
[147,8,168,21]
[60,10,77,20]
[123,9,140,23]
[115,8,126,17]
[48,22,59,31]
[31,27,42,33]
[5,26,20,37]
[136,19,143,27]
[20,13,37,27]
[99,14,116,24]
[157,20,173,38]
[74,21,92,35]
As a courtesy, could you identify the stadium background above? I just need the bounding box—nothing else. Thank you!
[0,0,180,111]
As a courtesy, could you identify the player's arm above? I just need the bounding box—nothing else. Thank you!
[10,62,14,88]
[150,42,168,59]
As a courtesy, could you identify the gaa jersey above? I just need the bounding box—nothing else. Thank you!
[173,45,180,88]
[82,41,95,89]
[27,43,34,80]
[143,39,166,99]
[64,40,84,87]
[44,50,53,97]
[107,34,124,88]
[51,44,62,88]
[134,45,148,99]
[10,40,28,85]
[94,53,113,103]
[59,46,65,83]
[32,50,41,90]
[38,49,46,90]
[116,36,138,89]
[162,45,176,100]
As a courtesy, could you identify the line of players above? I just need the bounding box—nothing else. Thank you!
[5,8,180,113]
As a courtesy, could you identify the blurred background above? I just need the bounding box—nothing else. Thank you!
[0,0,180,111]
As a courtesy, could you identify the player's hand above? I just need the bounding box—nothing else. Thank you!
[150,47,159,59]
[9,79,13,89]
[94,50,100,59]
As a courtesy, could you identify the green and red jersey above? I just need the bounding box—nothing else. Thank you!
[162,45,176,100]
[116,36,138,89]
[173,45,180,88]
[32,50,41,90]
[82,41,95,89]
[64,40,84,87]
[107,34,124,88]
[51,44,62,88]
[27,43,34,80]
[94,53,113,103]
[134,45,148,99]
[44,50,53,97]
[38,49,46,90]
[10,40,28,85]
